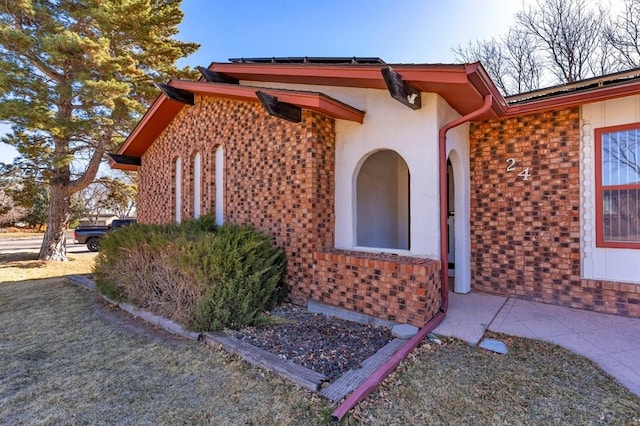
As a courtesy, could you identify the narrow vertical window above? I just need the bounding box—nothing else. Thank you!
[175,157,182,223]
[596,124,640,248]
[193,153,201,219]
[215,146,224,225]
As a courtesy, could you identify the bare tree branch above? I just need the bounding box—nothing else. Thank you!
[503,28,543,93]
[453,38,511,94]
[517,0,607,83]
[604,0,640,68]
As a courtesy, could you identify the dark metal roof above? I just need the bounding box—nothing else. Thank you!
[507,67,640,105]
[228,56,386,65]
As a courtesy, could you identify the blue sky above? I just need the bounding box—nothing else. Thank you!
[0,0,527,165]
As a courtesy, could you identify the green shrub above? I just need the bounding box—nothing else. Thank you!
[92,215,287,331]
[93,222,173,301]
[192,224,287,331]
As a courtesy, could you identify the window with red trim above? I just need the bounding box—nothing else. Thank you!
[595,123,640,248]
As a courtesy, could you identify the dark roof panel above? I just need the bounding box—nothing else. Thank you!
[507,67,640,105]
[228,56,386,65]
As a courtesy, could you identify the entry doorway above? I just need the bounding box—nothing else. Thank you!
[447,150,471,294]
[447,159,455,288]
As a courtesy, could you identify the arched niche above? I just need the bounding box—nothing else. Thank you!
[356,149,410,250]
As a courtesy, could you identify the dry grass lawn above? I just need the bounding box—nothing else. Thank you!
[352,335,640,425]
[0,278,330,425]
[1,275,638,424]
[0,251,96,282]
[0,230,43,239]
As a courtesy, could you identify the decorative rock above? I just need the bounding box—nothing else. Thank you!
[392,324,419,339]
[479,338,508,354]
[427,333,442,345]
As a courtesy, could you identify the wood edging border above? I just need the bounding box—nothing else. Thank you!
[66,274,328,392]
[202,331,327,392]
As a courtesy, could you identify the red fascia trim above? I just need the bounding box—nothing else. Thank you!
[214,62,385,77]
[465,63,509,115]
[506,81,640,117]
[209,63,640,118]
[115,62,509,161]
[109,159,139,171]
[387,67,470,85]
[211,62,473,85]
[171,80,256,101]
[169,80,365,123]
[116,80,365,158]
[594,122,640,249]
[209,62,508,120]
[117,94,184,156]
[277,91,364,123]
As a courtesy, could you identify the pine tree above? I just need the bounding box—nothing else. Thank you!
[0,0,198,260]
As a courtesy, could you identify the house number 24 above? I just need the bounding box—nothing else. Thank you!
[506,158,531,181]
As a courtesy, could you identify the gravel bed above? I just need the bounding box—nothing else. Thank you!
[232,304,393,381]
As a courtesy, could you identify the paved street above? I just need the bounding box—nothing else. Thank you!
[0,233,90,255]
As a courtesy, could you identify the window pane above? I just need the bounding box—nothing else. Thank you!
[175,157,181,223]
[193,153,201,219]
[215,146,224,225]
[602,188,640,243]
[602,129,640,186]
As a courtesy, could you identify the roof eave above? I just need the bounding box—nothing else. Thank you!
[505,80,640,116]
[464,62,509,117]
[115,79,367,160]
[208,61,507,118]
[116,94,186,157]
[170,80,366,123]
[114,62,515,164]
[209,62,474,87]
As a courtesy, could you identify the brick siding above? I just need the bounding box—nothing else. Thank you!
[138,95,442,324]
[314,251,441,327]
[470,107,639,317]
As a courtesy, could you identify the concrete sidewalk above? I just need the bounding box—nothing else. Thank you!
[433,291,640,398]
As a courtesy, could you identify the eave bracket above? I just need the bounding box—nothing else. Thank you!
[197,66,239,84]
[256,91,302,123]
[381,66,422,110]
[107,153,142,166]
[155,83,195,105]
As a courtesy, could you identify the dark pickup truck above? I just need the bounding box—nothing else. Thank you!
[73,218,137,252]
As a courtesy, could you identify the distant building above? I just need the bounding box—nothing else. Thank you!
[77,214,119,227]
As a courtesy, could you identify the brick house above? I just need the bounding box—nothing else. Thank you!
[111,58,640,325]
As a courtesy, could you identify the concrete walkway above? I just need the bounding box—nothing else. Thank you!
[433,291,640,398]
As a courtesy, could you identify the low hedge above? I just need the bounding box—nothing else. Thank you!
[92,215,287,331]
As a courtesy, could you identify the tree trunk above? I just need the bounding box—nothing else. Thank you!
[39,184,70,261]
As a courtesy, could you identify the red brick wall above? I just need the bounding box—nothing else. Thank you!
[581,280,640,316]
[139,97,334,304]
[137,95,443,323]
[314,251,441,327]
[470,107,639,317]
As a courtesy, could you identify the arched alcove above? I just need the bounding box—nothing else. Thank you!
[356,149,410,249]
